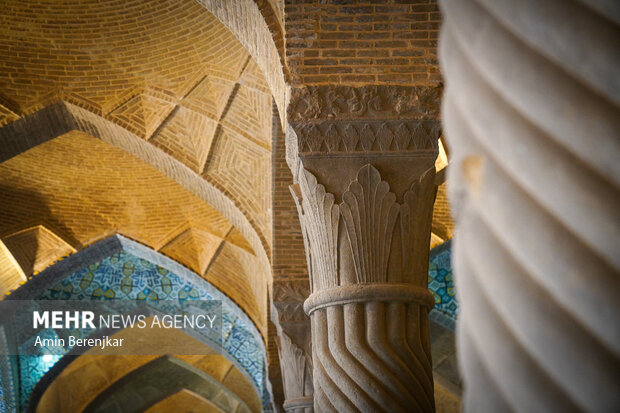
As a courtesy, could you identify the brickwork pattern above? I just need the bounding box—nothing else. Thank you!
[0,0,247,119]
[0,241,25,295]
[0,103,270,278]
[0,132,267,332]
[285,0,441,86]
[0,0,274,263]
[197,0,289,125]
[1,226,75,276]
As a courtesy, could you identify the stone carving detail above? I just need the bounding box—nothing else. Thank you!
[288,85,442,122]
[278,331,314,413]
[340,165,399,284]
[296,120,440,154]
[402,168,437,283]
[288,85,442,155]
[273,280,311,303]
[273,281,311,323]
[291,169,340,292]
[441,0,620,411]
[293,163,437,412]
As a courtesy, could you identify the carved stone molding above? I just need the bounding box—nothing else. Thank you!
[287,85,442,156]
[291,163,438,412]
[273,280,311,324]
[295,120,440,155]
[288,85,442,123]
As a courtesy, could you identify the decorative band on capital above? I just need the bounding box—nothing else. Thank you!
[303,283,435,316]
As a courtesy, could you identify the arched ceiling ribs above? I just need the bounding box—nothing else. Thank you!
[83,356,252,413]
[0,102,271,277]
[34,353,260,413]
[144,389,225,413]
[195,0,289,128]
[0,135,268,331]
[0,0,275,268]
[252,0,289,80]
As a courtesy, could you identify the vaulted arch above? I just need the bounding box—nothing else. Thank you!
[0,102,271,276]
[0,131,268,333]
[3,235,271,411]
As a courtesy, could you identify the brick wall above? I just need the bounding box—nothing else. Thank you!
[285,0,441,86]
[271,109,309,283]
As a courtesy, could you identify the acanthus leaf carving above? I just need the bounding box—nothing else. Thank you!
[274,302,307,323]
[293,120,440,155]
[306,124,323,152]
[343,124,360,151]
[273,280,311,303]
[291,169,340,292]
[401,167,437,283]
[278,331,313,402]
[395,123,412,150]
[359,124,375,150]
[340,164,399,284]
[324,123,340,152]
[377,123,395,150]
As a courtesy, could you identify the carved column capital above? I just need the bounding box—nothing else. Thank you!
[288,85,443,159]
[292,163,438,294]
[287,83,441,412]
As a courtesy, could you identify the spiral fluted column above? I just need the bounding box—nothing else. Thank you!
[293,164,438,413]
[439,0,620,411]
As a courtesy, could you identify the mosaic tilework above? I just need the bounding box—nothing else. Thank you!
[18,355,61,411]
[7,235,270,412]
[17,327,65,409]
[0,373,4,413]
[0,328,17,413]
[428,240,458,329]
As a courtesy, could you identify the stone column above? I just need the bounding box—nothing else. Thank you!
[440,0,620,411]
[288,85,442,412]
[273,281,314,413]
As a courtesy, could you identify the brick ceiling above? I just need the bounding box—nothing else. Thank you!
[0,131,267,333]
[0,0,274,265]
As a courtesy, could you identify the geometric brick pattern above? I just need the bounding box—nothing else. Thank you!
[1,225,75,277]
[0,0,247,116]
[432,183,454,241]
[0,0,274,258]
[159,226,223,277]
[108,93,177,140]
[196,0,288,127]
[0,241,25,296]
[0,132,267,332]
[222,85,272,148]
[206,242,269,337]
[150,107,218,173]
[205,128,272,244]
